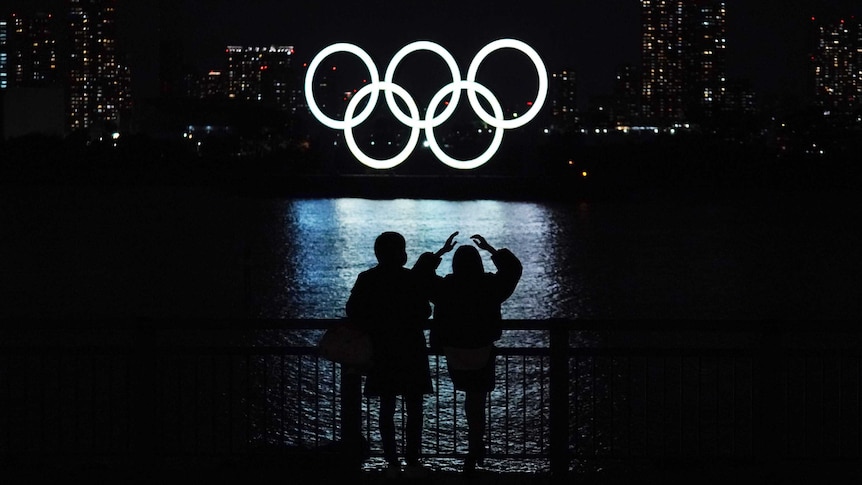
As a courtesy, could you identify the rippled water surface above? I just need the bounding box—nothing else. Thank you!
[247,198,590,322]
[240,193,861,323]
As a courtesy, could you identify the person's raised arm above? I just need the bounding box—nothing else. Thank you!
[473,234,522,302]
[470,234,497,255]
[434,231,459,258]
[413,231,457,276]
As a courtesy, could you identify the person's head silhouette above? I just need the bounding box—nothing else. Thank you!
[374,231,408,267]
[452,245,483,277]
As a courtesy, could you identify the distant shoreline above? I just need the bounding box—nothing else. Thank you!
[3,129,861,201]
[231,173,588,201]
[3,171,858,206]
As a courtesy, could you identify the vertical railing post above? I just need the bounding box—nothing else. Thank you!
[340,365,363,478]
[128,330,158,468]
[754,325,783,476]
[549,322,569,481]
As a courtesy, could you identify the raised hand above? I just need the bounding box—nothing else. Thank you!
[435,231,459,257]
[471,234,497,254]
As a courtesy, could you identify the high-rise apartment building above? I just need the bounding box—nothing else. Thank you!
[549,69,578,133]
[1,12,65,140]
[11,13,59,87]
[811,16,861,119]
[641,0,684,122]
[226,45,295,111]
[723,79,756,115]
[0,12,59,89]
[195,70,228,99]
[613,64,641,125]
[682,0,727,119]
[0,19,8,90]
[640,0,727,124]
[0,18,6,140]
[68,0,132,133]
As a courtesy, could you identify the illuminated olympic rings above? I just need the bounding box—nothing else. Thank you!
[304,39,548,170]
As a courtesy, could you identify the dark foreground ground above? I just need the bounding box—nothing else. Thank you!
[2,455,860,485]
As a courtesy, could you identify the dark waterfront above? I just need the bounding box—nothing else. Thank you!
[2,164,862,482]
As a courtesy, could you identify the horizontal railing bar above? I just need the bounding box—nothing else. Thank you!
[2,318,860,333]
[3,318,860,474]
[3,345,856,359]
[0,346,321,355]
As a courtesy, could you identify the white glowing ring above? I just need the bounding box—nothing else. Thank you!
[383,41,462,127]
[304,43,380,129]
[425,81,505,170]
[305,39,548,170]
[466,38,548,129]
[343,82,422,170]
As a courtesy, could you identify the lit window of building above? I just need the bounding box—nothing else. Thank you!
[68,0,132,134]
[223,45,295,111]
[0,20,7,90]
[640,0,727,125]
[811,16,862,118]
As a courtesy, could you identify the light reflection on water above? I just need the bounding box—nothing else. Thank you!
[256,198,591,324]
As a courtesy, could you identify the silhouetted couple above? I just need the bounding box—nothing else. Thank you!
[345,231,523,477]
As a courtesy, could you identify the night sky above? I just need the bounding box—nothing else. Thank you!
[5,0,862,106]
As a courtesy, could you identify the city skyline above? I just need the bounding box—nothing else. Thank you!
[3,0,861,108]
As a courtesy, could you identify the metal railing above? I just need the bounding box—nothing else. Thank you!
[1,320,860,477]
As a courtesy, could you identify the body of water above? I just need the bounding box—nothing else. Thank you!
[1,183,860,320]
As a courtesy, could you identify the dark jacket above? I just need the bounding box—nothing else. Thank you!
[418,249,523,350]
[346,263,433,397]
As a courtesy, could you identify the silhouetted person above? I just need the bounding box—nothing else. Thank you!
[417,232,523,474]
[345,231,432,477]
